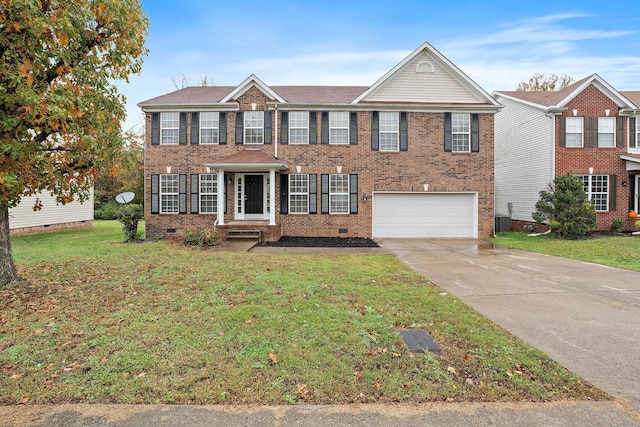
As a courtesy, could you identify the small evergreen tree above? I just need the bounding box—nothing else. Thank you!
[533,174,597,238]
[116,204,144,242]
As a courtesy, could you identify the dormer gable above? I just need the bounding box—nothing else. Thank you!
[220,74,285,103]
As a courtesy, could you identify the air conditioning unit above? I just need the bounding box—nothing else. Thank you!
[495,216,512,232]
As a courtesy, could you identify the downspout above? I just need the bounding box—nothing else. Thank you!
[274,104,278,158]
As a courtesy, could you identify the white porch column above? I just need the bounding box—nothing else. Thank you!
[217,169,225,225]
[269,169,276,225]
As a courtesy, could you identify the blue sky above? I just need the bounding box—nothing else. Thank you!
[122,0,640,131]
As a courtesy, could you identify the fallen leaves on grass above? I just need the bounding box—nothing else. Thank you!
[268,353,278,365]
[365,347,387,356]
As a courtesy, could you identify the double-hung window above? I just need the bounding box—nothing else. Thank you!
[579,174,609,211]
[289,112,309,144]
[597,117,615,147]
[379,112,399,151]
[565,117,583,147]
[329,174,349,214]
[160,112,179,145]
[329,112,349,145]
[451,113,470,152]
[160,174,179,213]
[200,112,219,144]
[636,117,640,148]
[244,111,264,144]
[199,174,217,213]
[289,174,309,214]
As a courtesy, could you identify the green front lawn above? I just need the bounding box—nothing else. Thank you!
[0,222,604,404]
[490,232,640,272]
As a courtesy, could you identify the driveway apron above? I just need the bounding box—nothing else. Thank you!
[379,239,640,415]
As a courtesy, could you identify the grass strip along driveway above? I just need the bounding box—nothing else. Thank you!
[1,222,604,404]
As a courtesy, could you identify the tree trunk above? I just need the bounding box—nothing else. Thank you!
[0,205,20,287]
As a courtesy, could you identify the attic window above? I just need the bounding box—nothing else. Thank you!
[416,61,434,73]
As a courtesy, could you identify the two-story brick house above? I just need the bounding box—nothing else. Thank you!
[494,74,640,231]
[139,42,501,241]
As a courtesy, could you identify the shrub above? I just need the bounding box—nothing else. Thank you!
[116,203,144,242]
[533,174,596,239]
[610,219,626,233]
[94,200,121,220]
[182,229,221,247]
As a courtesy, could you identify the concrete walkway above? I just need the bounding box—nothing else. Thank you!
[379,238,640,419]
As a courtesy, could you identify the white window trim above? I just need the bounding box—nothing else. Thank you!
[200,112,219,144]
[289,111,309,145]
[379,111,399,152]
[451,113,470,152]
[289,174,309,214]
[244,111,264,144]
[160,112,179,145]
[199,174,217,214]
[597,117,615,148]
[565,117,584,147]
[329,174,349,214]
[579,174,609,211]
[329,112,349,145]
[160,174,179,214]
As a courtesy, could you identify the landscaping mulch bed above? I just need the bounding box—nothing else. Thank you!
[258,236,379,247]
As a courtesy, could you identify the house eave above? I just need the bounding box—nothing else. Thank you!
[138,103,240,112]
[203,162,288,173]
[267,102,501,113]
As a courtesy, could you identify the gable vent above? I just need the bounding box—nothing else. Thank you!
[416,61,434,73]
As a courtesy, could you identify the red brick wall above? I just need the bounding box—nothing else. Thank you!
[555,85,631,230]
[144,90,495,239]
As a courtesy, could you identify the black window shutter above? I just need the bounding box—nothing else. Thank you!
[280,111,289,145]
[371,111,379,151]
[264,111,272,144]
[219,112,227,144]
[349,174,358,214]
[471,113,480,152]
[349,112,358,145]
[190,174,199,214]
[444,113,452,152]
[321,174,329,214]
[235,112,243,144]
[151,174,159,214]
[190,112,199,145]
[309,112,318,144]
[151,113,160,145]
[321,112,329,144]
[179,112,187,145]
[617,117,624,148]
[585,117,597,147]
[630,117,637,148]
[558,116,566,147]
[309,174,317,214]
[609,175,616,211]
[400,112,408,151]
[629,176,636,211]
[179,174,187,214]
[280,174,288,214]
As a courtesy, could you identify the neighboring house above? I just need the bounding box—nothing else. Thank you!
[494,74,640,231]
[9,191,94,235]
[138,42,501,241]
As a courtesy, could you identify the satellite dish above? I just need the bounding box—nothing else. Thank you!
[115,192,135,204]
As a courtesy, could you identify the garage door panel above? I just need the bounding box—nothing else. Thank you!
[372,193,475,238]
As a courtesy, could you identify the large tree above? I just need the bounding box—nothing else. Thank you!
[0,0,148,286]
[516,73,574,91]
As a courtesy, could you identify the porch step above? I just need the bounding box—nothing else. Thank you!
[226,229,261,242]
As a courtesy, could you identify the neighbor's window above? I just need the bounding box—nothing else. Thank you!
[329,174,349,214]
[565,117,583,147]
[160,174,179,213]
[379,112,399,151]
[452,113,470,152]
[160,112,179,145]
[200,112,219,144]
[199,174,217,213]
[244,111,264,144]
[579,174,609,211]
[597,117,615,147]
[329,112,349,145]
[289,111,309,144]
[289,174,309,214]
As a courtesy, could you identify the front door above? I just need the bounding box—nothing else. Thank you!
[245,175,264,215]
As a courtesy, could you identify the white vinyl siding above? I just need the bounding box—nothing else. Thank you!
[160,174,179,214]
[379,112,399,151]
[289,111,309,144]
[565,117,583,147]
[289,174,309,214]
[199,174,217,213]
[9,191,94,231]
[452,113,470,152]
[598,117,615,147]
[329,174,349,214]
[244,111,264,144]
[329,112,349,145]
[579,175,609,211]
[160,112,179,145]
[200,112,219,144]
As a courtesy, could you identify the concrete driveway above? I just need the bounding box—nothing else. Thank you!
[378,239,640,416]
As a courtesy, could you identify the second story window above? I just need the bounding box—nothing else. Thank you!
[200,112,219,144]
[565,117,583,147]
[160,112,179,145]
[329,112,349,145]
[244,111,264,144]
[379,112,399,151]
[598,117,615,147]
[289,111,309,144]
[452,113,470,152]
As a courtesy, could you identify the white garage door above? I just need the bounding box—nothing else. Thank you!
[372,192,477,238]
